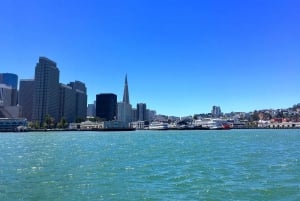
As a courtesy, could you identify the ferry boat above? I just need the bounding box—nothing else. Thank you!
[194,118,232,130]
[149,122,168,130]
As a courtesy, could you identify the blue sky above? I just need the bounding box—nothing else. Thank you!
[1,0,300,116]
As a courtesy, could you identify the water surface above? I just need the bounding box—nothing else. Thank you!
[0,129,299,200]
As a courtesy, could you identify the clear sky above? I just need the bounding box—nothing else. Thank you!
[1,0,300,117]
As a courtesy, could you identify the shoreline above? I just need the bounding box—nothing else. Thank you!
[1,127,300,133]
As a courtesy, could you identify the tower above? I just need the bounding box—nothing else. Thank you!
[117,75,132,123]
[123,74,130,104]
[137,103,147,121]
[32,57,60,124]
[68,81,87,121]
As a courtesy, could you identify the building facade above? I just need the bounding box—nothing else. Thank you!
[212,106,222,117]
[32,57,60,124]
[137,103,147,121]
[117,102,132,122]
[87,103,96,117]
[96,93,117,121]
[0,84,12,107]
[59,84,76,123]
[19,79,35,121]
[0,73,18,105]
[117,75,132,123]
[68,81,87,121]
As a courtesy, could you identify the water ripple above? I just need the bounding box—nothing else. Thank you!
[0,130,300,200]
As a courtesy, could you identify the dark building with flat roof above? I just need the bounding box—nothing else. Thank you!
[19,79,35,121]
[96,93,117,121]
[137,103,147,121]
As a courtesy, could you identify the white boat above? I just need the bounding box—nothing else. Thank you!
[149,122,168,130]
[194,118,231,130]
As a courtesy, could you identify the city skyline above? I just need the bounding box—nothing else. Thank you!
[1,0,300,116]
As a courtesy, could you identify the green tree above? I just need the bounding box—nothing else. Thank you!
[44,114,55,129]
[58,117,67,128]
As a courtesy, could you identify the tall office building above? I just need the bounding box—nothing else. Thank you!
[96,93,117,121]
[19,79,35,121]
[68,81,87,93]
[59,84,76,123]
[132,108,137,121]
[68,81,87,121]
[117,75,132,123]
[32,57,60,124]
[0,73,18,105]
[87,103,96,117]
[212,105,222,117]
[137,103,147,121]
[0,84,12,107]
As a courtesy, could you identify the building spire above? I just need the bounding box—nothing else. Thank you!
[123,74,130,104]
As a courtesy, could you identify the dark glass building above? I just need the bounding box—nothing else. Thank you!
[0,73,18,105]
[137,103,147,121]
[0,73,18,89]
[96,93,117,121]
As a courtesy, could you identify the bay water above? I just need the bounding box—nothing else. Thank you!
[0,129,299,200]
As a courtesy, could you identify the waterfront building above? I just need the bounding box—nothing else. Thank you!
[59,81,87,123]
[96,93,117,121]
[0,73,18,105]
[0,84,12,107]
[68,81,87,121]
[0,118,27,132]
[59,84,76,123]
[117,75,132,123]
[19,79,35,121]
[137,103,147,121]
[32,57,60,124]
[0,84,22,118]
[130,121,145,129]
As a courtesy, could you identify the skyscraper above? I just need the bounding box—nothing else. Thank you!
[0,73,18,105]
[123,74,130,104]
[96,93,117,121]
[87,103,96,117]
[117,75,132,123]
[19,79,35,121]
[32,57,60,124]
[137,103,147,121]
[59,84,76,123]
[68,81,87,121]
[0,84,12,107]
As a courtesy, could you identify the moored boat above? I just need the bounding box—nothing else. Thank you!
[149,122,168,130]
